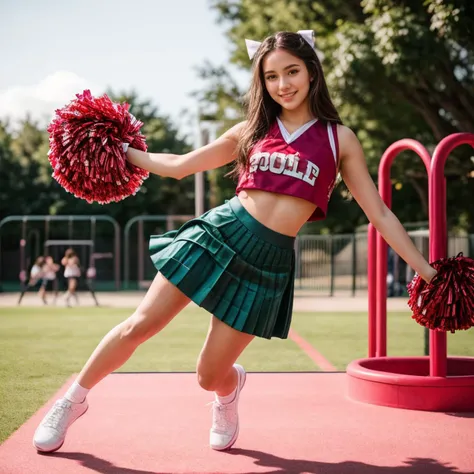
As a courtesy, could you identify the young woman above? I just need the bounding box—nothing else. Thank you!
[40,256,60,304]
[61,248,81,307]
[18,256,46,305]
[33,31,436,453]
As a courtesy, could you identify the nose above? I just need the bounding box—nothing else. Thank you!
[279,76,291,91]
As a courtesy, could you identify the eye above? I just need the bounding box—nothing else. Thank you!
[288,69,299,75]
[265,74,277,81]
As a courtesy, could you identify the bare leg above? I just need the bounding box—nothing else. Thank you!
[39,284,47,304]
[86,279,100,306]
[53,279,59,305]
[67,278,79,306]
[33,272,191,453]
[197,316,254,450]
[17,283,31,305]
[196,316,254,395]
[77,273,190,389]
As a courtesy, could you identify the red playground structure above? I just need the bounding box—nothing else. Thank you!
[348,133,474,412]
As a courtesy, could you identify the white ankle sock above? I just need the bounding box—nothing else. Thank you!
[64,381,89,403]
[216,386,237,405]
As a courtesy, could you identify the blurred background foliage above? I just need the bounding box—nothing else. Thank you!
[1,0,473,233]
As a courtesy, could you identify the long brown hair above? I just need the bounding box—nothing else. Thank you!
[232,31,342,177]
[65,248,77,259]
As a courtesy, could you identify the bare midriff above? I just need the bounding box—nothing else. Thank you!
[237,189,317,237]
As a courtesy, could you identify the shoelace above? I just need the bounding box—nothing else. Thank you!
[211,401,236,432]
[42,401,72,430]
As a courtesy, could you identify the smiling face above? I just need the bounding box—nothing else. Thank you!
[262,48,312,114]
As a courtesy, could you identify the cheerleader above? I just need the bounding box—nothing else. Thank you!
[17,256,46,305]
[34,30,437,454]
[40,256,60,304]
[61,248,81,307]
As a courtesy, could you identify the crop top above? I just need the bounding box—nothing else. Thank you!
[235,117,339,221]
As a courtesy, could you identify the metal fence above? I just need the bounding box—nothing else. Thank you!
[295,233,368,295]
[293,231,473,296]
[0,215,120,291]
[0,214,472,295]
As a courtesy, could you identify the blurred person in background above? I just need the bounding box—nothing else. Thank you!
[17,256,46,305]
[40,255,60,304]
[61,248,81,307]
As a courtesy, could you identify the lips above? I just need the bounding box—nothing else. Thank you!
[279,92,297,99]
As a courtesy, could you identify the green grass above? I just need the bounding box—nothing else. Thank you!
[0,306,473,443]
[291,312,474,369]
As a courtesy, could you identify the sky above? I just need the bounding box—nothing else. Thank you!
[0,0,250,141]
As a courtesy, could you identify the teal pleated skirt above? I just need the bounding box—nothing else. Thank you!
[149,196,296,339]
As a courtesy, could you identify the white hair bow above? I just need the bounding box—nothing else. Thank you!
[245,30,324,61]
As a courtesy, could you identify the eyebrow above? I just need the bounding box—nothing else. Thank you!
[264,64,301,74]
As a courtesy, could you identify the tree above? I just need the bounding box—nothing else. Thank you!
[204,0,474,232]
[192,62,245,207]
[0,91,194,227]
[1,117,54,217]
[0,121,24,219]
[92,90,194,222]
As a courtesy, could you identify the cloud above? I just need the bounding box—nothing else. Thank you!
[0,71,102,126]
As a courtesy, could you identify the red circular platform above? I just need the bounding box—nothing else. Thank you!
[347,356,474,412]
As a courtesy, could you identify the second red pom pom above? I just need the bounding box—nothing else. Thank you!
[407,253,474,333]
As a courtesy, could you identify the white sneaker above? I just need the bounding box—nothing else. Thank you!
[210,364,246,451]
[33,397,88,452]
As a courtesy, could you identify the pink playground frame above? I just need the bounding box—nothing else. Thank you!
[347,133,474,412]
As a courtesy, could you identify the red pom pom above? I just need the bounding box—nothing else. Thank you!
[407,253,474,332]
[48,90,149,204]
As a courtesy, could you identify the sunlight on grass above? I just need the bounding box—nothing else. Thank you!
[1,305,472,443]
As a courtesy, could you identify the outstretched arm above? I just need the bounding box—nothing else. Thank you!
[338,125,436,283]
[125,121,246,180]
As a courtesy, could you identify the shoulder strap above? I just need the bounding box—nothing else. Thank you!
[326,122,339,168]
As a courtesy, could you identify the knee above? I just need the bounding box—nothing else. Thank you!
[196,363,221,392]
[120,312,155,344]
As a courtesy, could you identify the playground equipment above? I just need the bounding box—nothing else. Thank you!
[123,214,194,289]
[0,215,120,291]
[347,133,474,411]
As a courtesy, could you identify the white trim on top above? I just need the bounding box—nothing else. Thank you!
[277,117,318,144]
[327,122,337,165]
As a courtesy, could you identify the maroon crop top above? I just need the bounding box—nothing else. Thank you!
[236,118,339,221]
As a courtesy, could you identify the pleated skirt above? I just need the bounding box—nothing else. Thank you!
[149,196,296,339]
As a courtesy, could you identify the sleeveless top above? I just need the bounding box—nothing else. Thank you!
[64,257,81,278]
[236,118,339,221]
